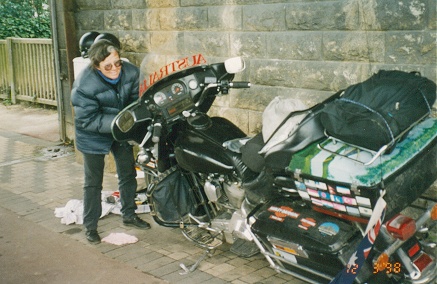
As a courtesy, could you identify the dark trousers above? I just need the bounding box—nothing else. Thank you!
[82,142,137,231]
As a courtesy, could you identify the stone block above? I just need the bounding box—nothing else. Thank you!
[75,11,105,31]
[230,33,267,58]
[184,32,230,57]
[323,31,385,62]
[385,31,436,65]
[427,0,436,30]
[374,0,429,30]
[181,0,235,6]
[132,9,153,31]
[75,0,112,9]
[112,0,147,9]
[150,32,182,54]
[267,31,322,61]
[285,2,352,31]
[146,0,179,8]
[105,10,132,30]
[119,31,150,53]
[243,4,286,31]
[157,7,208,30]
[208,6,243,31]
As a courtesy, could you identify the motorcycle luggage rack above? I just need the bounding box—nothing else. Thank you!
[317,135,390,166]
[317,114,429,166]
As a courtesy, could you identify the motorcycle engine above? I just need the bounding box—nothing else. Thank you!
[224,182,244,208]
[203,175,245,209]
[204,179,222,202]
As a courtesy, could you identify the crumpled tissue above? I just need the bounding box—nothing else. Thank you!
[102,232,138,245]
[54,199,84,225]
[54,197,115,225]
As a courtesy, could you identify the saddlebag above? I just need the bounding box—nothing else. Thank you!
[146,167,198,227]
[250,199,361,282]
[287,118,437,222]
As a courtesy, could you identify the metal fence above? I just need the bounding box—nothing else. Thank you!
[0,40,8,101]
[0,38,57,106]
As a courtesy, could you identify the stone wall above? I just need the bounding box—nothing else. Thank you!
[73,0,436,135]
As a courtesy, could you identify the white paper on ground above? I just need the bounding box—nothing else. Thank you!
[101,232,138,245]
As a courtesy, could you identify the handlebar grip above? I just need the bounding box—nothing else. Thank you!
[229,82,251,88]
[152,123,162,143]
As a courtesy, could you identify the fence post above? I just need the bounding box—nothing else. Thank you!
[6,38,16,104]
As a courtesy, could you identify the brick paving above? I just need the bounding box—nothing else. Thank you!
[0,128,305,284]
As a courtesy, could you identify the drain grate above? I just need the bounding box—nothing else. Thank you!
[36,145,74,161]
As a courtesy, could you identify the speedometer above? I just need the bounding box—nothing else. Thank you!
[153,92,167,106]
[171,82,185,96]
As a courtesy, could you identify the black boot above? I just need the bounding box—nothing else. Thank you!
[85,229,101,244]
[123,215,151,229]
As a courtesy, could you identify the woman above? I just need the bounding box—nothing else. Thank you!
[71,39,150,244]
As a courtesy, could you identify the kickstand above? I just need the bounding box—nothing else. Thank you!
[179,249,212,275]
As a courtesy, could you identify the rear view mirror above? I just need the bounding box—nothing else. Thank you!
[224,57,245,74]
[115,110,135,133]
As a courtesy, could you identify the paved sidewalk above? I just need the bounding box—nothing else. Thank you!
[0,205,164,284]
[0,105,304,284]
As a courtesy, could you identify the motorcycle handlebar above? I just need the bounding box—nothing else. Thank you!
[229,82,251,88]
[152,122,162,143]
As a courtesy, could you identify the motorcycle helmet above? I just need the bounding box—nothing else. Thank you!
[79,31,100,58]
[94,33,121,50]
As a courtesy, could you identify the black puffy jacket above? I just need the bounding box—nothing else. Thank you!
[71,61,140,154]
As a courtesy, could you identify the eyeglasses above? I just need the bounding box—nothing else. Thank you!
[102,60,123,71]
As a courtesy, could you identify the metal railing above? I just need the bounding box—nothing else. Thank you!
[0,40,8,100]
[0,38,57,106]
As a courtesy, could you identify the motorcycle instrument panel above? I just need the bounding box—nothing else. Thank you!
[152,81,194,118]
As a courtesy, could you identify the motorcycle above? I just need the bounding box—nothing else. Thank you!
[111,57,437,283]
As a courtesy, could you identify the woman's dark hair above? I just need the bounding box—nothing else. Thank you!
[88,39,121,69]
